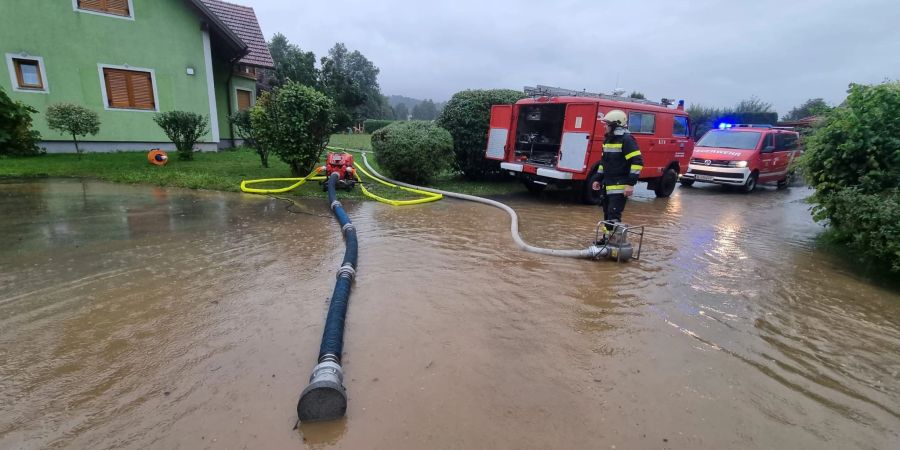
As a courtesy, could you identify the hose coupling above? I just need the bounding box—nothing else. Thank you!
[337,263,356,280]
[341,223,355,233]
[588,245,609,259]
[330,200,342,210]
[297,356,347,422]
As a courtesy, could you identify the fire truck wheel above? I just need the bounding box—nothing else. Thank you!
[581,172,605,205]
[653,168,678,197]
[523,179,546,194]
[742,173,758,193]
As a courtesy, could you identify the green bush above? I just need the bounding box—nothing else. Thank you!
[801,81,900,272]
[230,109,268,167]
[364,119,395,133]
[371,121,453,184]
[437,89,525,179]
[0,87,42,156]
[153,111,209,161]
[46,103,100,158]
[251,82,335,176]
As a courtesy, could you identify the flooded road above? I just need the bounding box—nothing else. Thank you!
[1,178,898,449]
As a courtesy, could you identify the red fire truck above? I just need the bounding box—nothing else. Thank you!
[486,86,694,203]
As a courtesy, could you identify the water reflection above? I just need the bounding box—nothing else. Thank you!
[1,179,899,450]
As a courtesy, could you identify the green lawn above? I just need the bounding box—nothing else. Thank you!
[0,134,522,200]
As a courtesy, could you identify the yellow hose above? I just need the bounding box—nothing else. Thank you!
[240,167,325,194]
[354,163,442,206]
[239,156,442,206]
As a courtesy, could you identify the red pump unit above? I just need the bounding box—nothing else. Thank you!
[322,152,357,190]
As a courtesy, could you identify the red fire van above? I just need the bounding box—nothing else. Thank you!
[485,85,694,203]
[680,124,801,192]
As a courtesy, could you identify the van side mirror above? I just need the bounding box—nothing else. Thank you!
[762,145,775,153]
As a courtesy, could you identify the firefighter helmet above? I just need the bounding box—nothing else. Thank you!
[602,109,628,127]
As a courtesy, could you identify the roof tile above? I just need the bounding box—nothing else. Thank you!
[201,0,274,68]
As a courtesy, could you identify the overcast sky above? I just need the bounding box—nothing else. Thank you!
[247,0,899,114]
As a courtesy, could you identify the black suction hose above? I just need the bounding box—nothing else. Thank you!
[297,172,357,422]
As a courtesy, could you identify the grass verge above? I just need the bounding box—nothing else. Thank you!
[0,134,522,200]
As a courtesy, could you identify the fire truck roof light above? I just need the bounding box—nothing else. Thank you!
[718,123,733,129]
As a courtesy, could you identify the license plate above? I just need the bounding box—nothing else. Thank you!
[697,175,714,181]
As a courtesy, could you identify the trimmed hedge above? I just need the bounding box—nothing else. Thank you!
[371,121,453,184]
[364,119,396,134]
[437,89,525,179]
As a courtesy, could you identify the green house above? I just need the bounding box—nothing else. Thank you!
[0,0,274,152]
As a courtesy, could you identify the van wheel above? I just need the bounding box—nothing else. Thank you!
[581,172,604,205]
[653,168,678,197]
[523,179,546,194]
[680,179,695,187]
[742,173,758,193]
[777,170,794,189]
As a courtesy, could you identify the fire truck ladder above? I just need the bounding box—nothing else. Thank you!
[524,84,672,107]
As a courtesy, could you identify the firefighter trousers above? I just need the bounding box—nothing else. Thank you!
[602,193,627,228]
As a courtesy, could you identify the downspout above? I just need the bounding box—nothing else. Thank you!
[226,61,237,148]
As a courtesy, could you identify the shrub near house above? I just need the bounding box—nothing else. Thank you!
[0,87,41,156]
[802,81,900,272]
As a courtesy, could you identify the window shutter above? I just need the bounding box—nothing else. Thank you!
[104,68,155,110]
[78,0,130,16]
[130,72,155,110]
[106,0,130,16]
[237,90,252,110]
[104,69,131,108]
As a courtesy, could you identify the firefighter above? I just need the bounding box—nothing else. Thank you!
[594,109,643,244]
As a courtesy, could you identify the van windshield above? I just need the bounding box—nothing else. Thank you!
[696,130,762,150]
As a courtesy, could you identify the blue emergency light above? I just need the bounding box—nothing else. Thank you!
[718,123,733,130]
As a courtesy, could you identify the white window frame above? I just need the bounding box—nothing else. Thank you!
[234,87,256,111]
[72,0,135,21]
[97,63,159,112]
[5,53,50,94]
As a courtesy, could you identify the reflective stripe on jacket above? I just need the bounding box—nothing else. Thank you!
[598,132,643,186]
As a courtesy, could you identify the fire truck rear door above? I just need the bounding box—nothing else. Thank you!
[557,102,598,172]
[485,105,513,161]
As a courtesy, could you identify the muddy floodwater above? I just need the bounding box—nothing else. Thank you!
[1,179,898,449]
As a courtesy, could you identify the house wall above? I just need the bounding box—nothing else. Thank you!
[0,0,219,151]
[212,55,257,146]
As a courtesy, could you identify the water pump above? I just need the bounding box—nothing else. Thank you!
[322,152,357,190]
[589,221,644,262]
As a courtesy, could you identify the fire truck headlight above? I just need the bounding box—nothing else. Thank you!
[731,160,748,168]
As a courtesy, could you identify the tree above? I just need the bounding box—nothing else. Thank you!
[251,82,335,176]
[801,81,900,272]
[153,111,209,161]
[319,43,383,128]
[411,99,438,120]
[783,98,832,121]
[0,87,42,156]
[267,33,318,87]
[46,103,100,158]
[230,109,268,167]
[393,103,409,120]
[686,104,724,140]
[629,91,646,100]
[436,89,526,179]
[733,96,775,114]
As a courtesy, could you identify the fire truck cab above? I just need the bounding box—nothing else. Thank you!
[681,124,801,192]
[486,85,694,203]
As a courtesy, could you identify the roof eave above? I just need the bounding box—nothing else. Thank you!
[184,0,249,60]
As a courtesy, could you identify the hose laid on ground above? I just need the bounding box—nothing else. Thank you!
[240,167,326,194]
[296,172,357,422]
[354,161,443,206]
[358,152,604,259]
